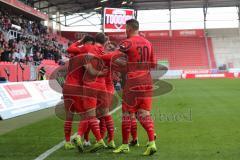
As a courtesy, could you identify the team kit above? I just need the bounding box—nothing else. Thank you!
[63,19,157,156]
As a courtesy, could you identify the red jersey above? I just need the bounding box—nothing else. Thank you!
[120,35,155,110]
[119,35,156,79]
[82,44,106,86]
[65,42,93,85]
[102,50,124,93]
[66,41,91,57]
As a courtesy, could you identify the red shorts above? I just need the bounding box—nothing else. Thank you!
[63,95,82,113]
[122,97,152,113]
[63,82,112,115]
[81,82,108,110]
[122,84,153,113]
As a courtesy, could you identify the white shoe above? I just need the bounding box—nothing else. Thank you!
[83,140,91,147]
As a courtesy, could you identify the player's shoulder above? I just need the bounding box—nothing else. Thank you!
[135,35,152,44]
[84,44,94,50]
[119,38,133,52]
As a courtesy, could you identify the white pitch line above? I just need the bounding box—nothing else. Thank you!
[34,105,122,160]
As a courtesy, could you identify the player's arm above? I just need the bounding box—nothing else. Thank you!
[100,51,127,67]
[84,63,108,76]
[83,55,108,77]
[67,42,87,56]
[113,40,132,67]
[66,36,86,55]
[100,51,122,61]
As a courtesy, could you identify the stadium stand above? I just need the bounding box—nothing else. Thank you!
[209,28,240,69]
[151,37,216,70]
[0,5,69,82]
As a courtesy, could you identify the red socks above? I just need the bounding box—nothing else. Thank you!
[83,125,91,141]
[82,116,113,143]
[99,117,107,139]
[64,120,72,142]
[138,115,155,141]
[131,118,138,141]
[78,120,89,137]
[122,114,131,144]
[104,115,114,142]
[83,117,107,142]
[89,117,102,141]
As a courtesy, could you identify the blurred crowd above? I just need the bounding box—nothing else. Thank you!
[0,7,66,65]
[0,8,47,36]
[0,31,64,65]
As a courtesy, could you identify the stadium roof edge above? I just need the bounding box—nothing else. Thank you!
[33,0,240,15]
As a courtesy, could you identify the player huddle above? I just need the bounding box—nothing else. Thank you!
[63,19,157,156]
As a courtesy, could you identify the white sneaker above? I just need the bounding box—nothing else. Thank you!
[83,140,91,147]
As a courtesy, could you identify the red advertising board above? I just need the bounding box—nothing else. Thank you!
[184,73,235,79]
[0,62,31,82]
[174,30,204,37]
[4,84,31,100]
[104,8,135,32]
[183,69,210,74]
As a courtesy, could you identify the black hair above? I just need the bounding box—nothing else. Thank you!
[95,33,108,45]
[82,35,95,44]
[126,19,139,31]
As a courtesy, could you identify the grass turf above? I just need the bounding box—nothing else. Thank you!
[0,79,240,160]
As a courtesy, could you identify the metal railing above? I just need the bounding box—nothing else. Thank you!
[7,30,37,40]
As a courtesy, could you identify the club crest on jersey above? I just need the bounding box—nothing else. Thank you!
[119,40,132,52]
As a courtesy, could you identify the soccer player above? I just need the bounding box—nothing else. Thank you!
[63,35,95,150]
[99,40,118,148]
[82,33,117,149]
[113,19,157,156]
[64,34,109,153]
[102,40,139,147]
[70,33,116,153]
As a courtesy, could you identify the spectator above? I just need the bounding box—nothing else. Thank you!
[12,49,20,62]
[53,47,61,63]
[0,43,11,62]
[38,67,46,80]
[25,39,33,63]
[0,31,5,47]
[33,51,42,65]
[16,38,26,62]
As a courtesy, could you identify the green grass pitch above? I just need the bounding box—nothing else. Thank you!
[0,79,240,160]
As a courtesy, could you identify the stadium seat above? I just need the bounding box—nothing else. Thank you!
[151,37,216,69]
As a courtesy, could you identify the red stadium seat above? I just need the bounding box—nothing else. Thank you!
[151,37,216,69]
